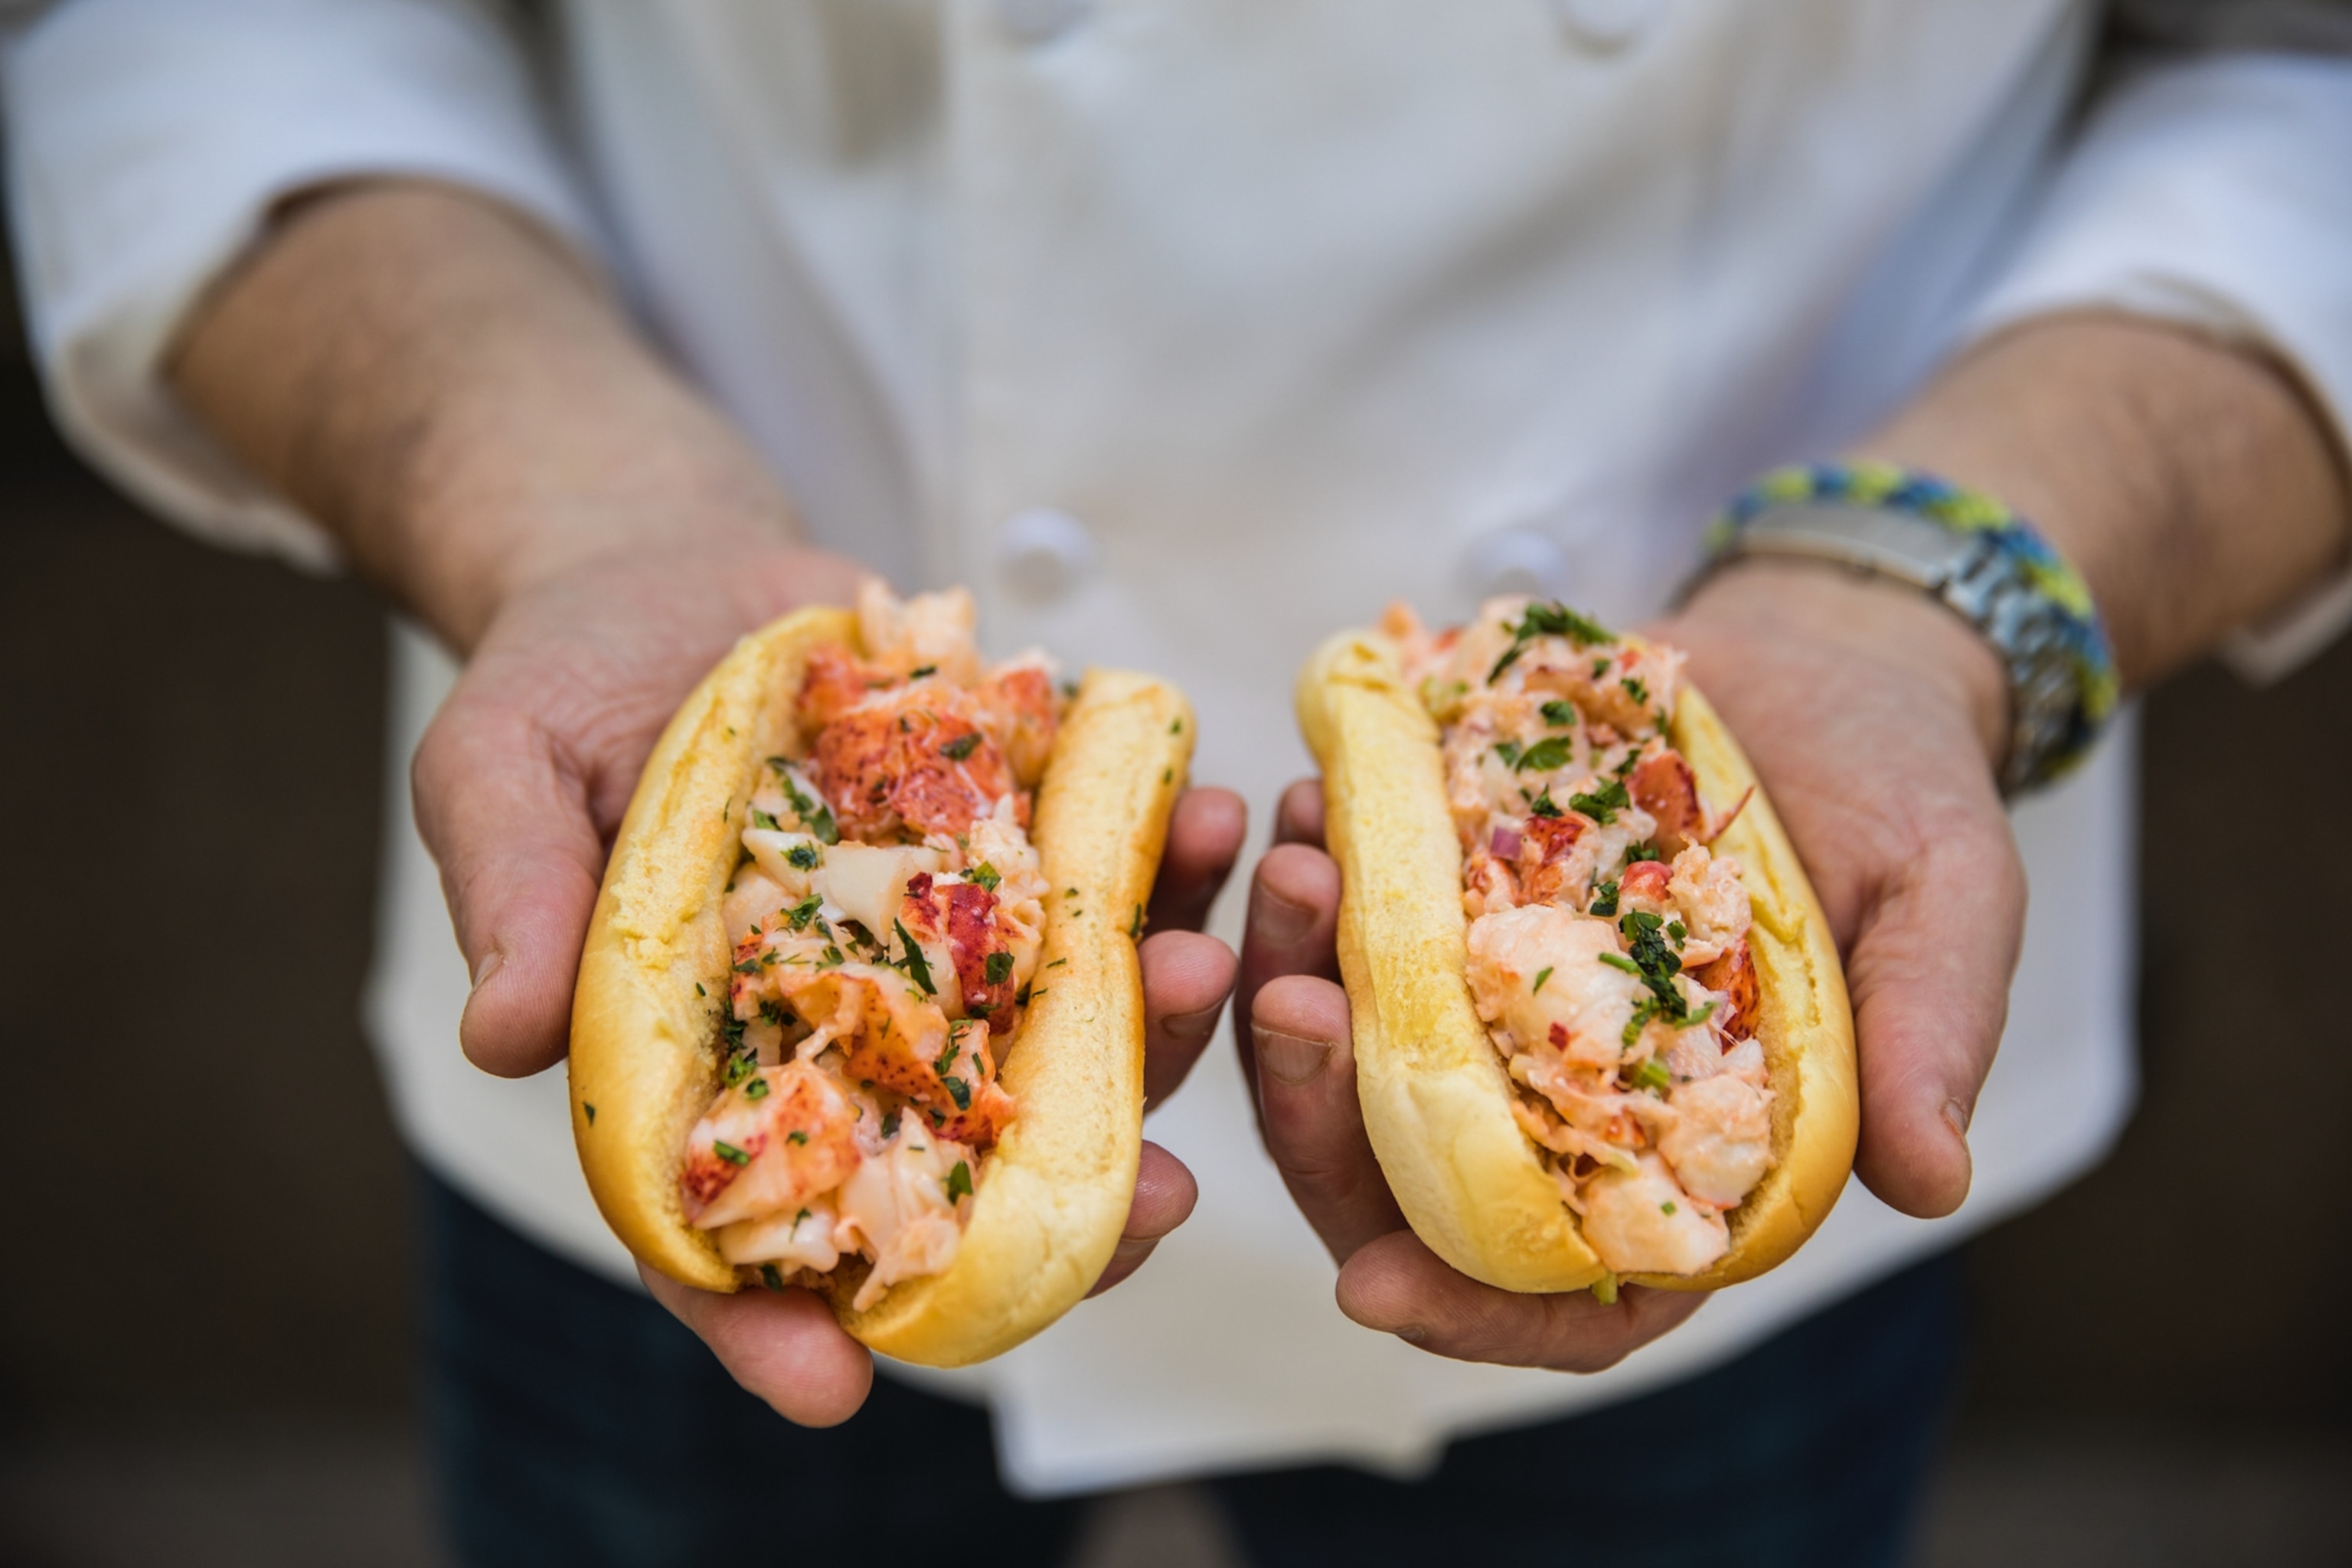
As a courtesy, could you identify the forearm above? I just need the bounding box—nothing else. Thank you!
[1853,310,2350,692]
[170,179,800,652]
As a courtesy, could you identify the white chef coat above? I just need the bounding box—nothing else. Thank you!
[11,0,2352,1495]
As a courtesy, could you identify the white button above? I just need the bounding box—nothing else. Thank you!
[1550,0,1668,52]
[1464,528,1573,602]
[995,0,1089,44]
[998,507,1099,600]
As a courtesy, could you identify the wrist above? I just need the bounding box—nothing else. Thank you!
[1680,559,2010,772]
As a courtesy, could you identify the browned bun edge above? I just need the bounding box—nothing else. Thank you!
[1295,628,1856,1295]
[570,606,1193,1365]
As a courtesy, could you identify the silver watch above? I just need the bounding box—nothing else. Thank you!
[1694,501,2096,795]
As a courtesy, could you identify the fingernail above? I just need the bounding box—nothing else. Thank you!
[1942,1098,1971,1141]
[1111,1236,1157,1266]
[471,949,505,991]
[1393,1324,1429,1345]
[1253,1026,1331,1086]
[1251,885,1316,946]
[1162,1004,1223,1041]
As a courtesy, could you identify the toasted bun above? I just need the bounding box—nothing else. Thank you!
[570,606,1193,1365]
[1296,628,1856,1294]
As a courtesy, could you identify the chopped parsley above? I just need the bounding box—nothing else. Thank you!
[759,999,789,1027]
[880,1109,900,1139]
[786,843,821,871]
[942,1074,972,1112]
[945,1159,974,1203]
[1528,788,1563,818]
[1568,778,1629,824]
[786,894,822,930]
[1667,920,1687,944]
[1489,601,1615,681]
[1622,676,1650,706]
[984,951,1014,986]
[724,1048,757,1086]
[1047,958,1068,969]
[694,982,706,998]
[935,1039,961,1077]
[750,808,782,831]
[910,664,937,678]
[774,768,839,844]
[1631,1057,1672,1093]
[1129,904,1144,939]
[583,1102,596,1125]
[1625,842,1666,867]
[1514,736,1575,774]
[1532,966,1554,995]
[1589,880,1621,916]
[970,862,1001,892]
[1609,910,1707,1045]
[1660,1200,1678,1216]
[1170,717,1183,734]
[818,943,845,968]
[940,731,982,762]
[720,1012,749,1053]
[712,1140,750,1167]
[786,1129,808,1145]
[1540,699,1579,728]
[761,1264,786,1291]
[744,1077,771,1101]
[1494,739,1522,768]
[1598,952,1644,977]
[893,921,936,995]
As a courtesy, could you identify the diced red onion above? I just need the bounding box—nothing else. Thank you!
[1490,826,1523,859]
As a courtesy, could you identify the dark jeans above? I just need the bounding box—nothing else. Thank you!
[421,1168,1962,1567]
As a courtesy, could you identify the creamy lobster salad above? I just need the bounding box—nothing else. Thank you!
[681,585,1065,1305]
[1391,598,1772,1279]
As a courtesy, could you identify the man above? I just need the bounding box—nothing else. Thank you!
[8,2,2348,1562]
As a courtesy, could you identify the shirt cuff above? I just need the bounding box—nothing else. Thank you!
[3,0,599,572]
[1964,51,2352,684]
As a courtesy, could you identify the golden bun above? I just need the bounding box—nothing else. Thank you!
[1296,627,1857,1295]
[570,606,1193,1365]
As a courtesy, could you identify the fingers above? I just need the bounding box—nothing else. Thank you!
[1087,1140,1200,1297]
[1140,929,1237,1108]
[1847,810,2027,1217]
[1274,777,1325,848]
[1233,841,1342,1087]
[413,694,606,1079]
[1334,1233,1707,1372]
[1146,786,1249,933]
[639,1266,874,1426]
[1250,973,1405,1264]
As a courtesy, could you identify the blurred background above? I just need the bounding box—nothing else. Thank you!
[1,270,2347,1565]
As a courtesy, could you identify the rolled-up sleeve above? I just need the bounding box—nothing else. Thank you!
[1965,50,2352,681]
[3,0,598,570]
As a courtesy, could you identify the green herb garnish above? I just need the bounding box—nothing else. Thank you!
[970,862,1001,892]
[940,731,982,762]
[786,843,821,871]
[1540,699,1579,727]
[712,1140,750,1167]
[1528,788,1562,818]
[1568,778,1628,824]
[1533,966,1554,994]
[1589,880,1621,916]
[893,920,936,995]
[945,1159,974,1202]
[942,1075,972,1112]
[984,952,1014,986]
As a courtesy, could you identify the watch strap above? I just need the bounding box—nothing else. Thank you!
[1694,463,2118,795]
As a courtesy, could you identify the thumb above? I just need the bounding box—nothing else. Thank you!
[413,691,607,1079]
[1845,808,2026,1217]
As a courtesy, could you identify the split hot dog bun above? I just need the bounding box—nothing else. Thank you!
[571,602,1192,1366]
[1296,616,1857,1294]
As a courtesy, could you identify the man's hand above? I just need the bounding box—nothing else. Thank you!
[170,181,1248,1427]
[419,541,1245,1425]
[1236,566,2009,1369]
